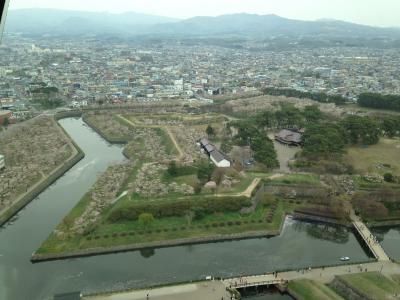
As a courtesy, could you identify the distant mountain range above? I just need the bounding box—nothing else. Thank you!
[4,9,179,35]
[4,9,400,39]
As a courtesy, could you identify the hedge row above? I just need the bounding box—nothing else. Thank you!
[87,219,269,240]
[108,196,251,222]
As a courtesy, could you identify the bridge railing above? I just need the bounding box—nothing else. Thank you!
[352,221,389,260]
[227,279,286,288]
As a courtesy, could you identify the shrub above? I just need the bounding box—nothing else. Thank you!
[138,213,155,227]
[384,172,394,183]
[260,193,276,207]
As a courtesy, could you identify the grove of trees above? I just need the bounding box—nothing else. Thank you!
[108,196,251,222]
[263,87,347,105]
[358,93,400,111]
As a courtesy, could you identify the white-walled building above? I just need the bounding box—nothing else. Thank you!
[199,138,231,168]
[210,150,231,168]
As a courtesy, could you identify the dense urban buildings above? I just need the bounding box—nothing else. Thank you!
[1,34,400,112]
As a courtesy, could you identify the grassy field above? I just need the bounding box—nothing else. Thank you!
[392,274,400,284]
[288,279,344,300]
[37,199,293,254]
[338,272,400,300]
[344,138,400,176]
[270,173,321,186]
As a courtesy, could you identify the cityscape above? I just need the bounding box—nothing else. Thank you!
[1,3,400,300]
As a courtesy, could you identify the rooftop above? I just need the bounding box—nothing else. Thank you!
[275,129,302,144]
[210,150,230,163]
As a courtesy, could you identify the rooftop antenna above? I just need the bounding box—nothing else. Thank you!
[0,0,10,42]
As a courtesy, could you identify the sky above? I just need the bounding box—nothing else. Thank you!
[7,0,400,27]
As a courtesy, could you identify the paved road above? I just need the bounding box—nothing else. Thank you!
[224,261,400,287]
[85,281,231,300]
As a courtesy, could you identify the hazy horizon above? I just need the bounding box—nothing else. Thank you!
[7,0,400,28]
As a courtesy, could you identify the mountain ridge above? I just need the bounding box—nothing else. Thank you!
[4,9,400,38]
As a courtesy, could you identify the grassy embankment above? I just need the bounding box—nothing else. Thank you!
[288,279,344,300]
[336,272,400,300]
[37,173,322,254]
[37,194,296,254]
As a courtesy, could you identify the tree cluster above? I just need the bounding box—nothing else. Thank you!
[232,120,279,168]
[263,87,346,105]
[108,196,251,222]
[358,93,400,111]
[255,104,324,129]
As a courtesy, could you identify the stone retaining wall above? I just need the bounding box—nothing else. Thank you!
[31,230,280,262]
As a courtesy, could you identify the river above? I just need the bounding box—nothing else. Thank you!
[0,118,375,300]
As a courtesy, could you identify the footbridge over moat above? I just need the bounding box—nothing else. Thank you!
[351,214,390,261]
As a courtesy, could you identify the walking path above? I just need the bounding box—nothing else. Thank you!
[224,261,400,288]
[163,126,184,159]
[352,216,390,261]
[85,261,400,300]
[239,177,261,197]
[84,281,230,300]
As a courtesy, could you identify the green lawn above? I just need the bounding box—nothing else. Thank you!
[392,274,400,284]
[338,272,400,300]
[344,138,400,176]
[288,279,344,300]
[270,173,321,185]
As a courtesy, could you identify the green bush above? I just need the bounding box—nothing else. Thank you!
[384,172,394,183]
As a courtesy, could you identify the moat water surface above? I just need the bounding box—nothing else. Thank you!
[372,226,400,261]
[0,118,375,300]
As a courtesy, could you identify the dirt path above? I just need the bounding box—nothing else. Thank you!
[163,126,184,160]
[239,177,261,197]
